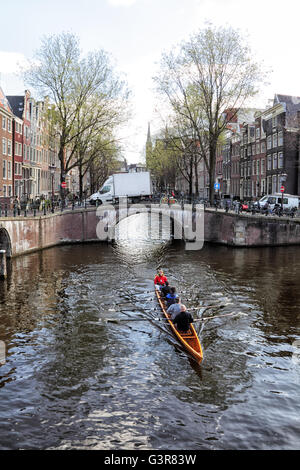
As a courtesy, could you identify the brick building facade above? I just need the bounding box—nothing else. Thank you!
[0,87,14,204]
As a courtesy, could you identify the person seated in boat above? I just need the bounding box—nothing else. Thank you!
[161,281,171,297]
[165,287,178,308]
[172,304,194,333]
[167,297,181,320]
[154,270,168,289]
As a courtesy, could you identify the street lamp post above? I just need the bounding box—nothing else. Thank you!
[49,164,56,213]
[280,172,288,212]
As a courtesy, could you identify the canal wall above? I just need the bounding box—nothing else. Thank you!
[1,207,300,257]
[204,209,300,247]
[0,209,100,257]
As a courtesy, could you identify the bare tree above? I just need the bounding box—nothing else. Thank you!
[154,24,266,203]
[25,32,129,197]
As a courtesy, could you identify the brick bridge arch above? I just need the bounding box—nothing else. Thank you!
[0,228,12,257]
[95,203,204,249]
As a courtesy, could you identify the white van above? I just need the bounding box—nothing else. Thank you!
[256,193,300,210]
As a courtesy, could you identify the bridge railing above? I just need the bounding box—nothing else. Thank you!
[0,198,91,219]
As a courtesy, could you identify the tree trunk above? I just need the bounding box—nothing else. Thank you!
[79,161,84,200]
[194,158,199,196]
[209,144,217,205]
[188,156,193,198]
[59,146,65,202]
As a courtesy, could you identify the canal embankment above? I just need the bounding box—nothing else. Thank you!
[0,208,100,257]
[1,206,300,258]
[204,209,300,247]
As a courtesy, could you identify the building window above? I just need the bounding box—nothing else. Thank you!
[7,119,12,133]
[2,116,6,130]
[3,160,6,179]
[249,126,255,140]
[7,140,12,156]
[272,175,278,193]
[272,133,278,148]
[261,141,266,153]
[267,155,272,170]
[256,127,260,139]
[278,152,284,168]
[278,131,283,146]
[268,176,272,193]
[261,158,265,175]
[272,116,278,128]
[256,143,260,154]
[273,153,277,169]
[7,161,11,180]
[2,138,6,155]
[267,135,272,149]
[8,185,12,197]
[3,185,6,197]
[257,160,260,175]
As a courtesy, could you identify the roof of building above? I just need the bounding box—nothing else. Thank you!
[0,87,13,114]
[274,94,300,115]
[6,95,24,119]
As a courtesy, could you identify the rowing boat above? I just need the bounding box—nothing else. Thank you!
[155,288,203,364]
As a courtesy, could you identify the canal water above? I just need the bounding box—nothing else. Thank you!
[0,213,300,450]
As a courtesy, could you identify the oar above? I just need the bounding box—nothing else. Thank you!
[106,317,165,323]
[195,311,247,321]
[105,311,246,324]
[189,304,226,311]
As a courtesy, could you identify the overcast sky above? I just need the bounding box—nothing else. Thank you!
[1,0,300,163]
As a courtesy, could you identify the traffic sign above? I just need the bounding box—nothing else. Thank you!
[214,182,220,190]
[61,182,67,188]
[280,186,285,192]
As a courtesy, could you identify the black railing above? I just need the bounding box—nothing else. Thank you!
[0,198,91,218]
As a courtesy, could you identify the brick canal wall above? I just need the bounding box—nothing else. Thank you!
[1,207,300,257]
[204,209,300,247]
[0,209,100,257]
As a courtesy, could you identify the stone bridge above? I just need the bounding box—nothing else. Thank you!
[0,203,300,258]
[0,203,203,258]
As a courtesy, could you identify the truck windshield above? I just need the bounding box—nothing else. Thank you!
[100,186,111,194]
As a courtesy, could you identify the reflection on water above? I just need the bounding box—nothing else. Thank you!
[0,213,300,450]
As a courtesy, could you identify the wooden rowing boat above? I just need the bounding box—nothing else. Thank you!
[155,288,203,364]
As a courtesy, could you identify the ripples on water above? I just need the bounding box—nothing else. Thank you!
[0,213,300,450]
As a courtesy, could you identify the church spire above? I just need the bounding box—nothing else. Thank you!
[147,122,151,142]
[146,122,152,164]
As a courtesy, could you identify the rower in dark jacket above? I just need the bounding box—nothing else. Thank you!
[172,305,193,333]
[161,281,171,297]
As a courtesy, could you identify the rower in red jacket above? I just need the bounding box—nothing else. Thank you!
[154,270,168,288]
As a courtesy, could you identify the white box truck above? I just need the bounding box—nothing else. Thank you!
[89,172,152,205]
